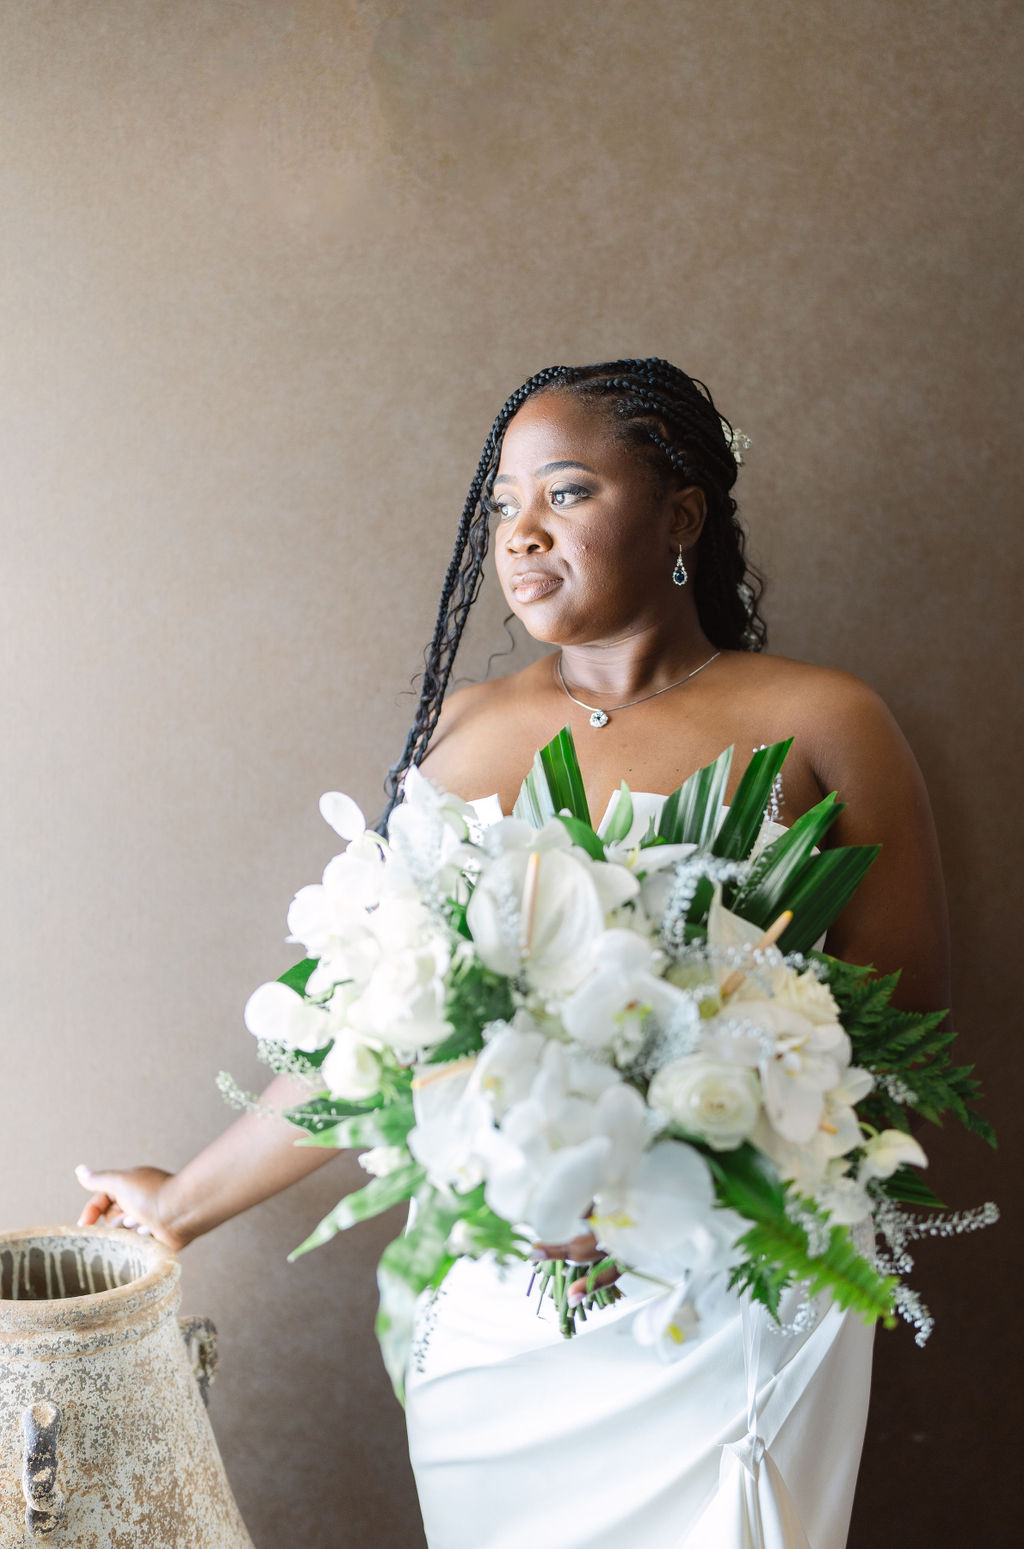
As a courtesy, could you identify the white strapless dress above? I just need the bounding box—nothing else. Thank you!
[405,794,875,1549]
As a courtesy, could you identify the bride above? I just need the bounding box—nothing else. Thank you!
[77,358,949,1548]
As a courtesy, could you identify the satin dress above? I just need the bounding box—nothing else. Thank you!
[404,796,875,1549]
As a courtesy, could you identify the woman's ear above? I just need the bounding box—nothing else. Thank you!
[670,485,708,548]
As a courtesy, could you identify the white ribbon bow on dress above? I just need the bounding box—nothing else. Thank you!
[680,1296,814,1549]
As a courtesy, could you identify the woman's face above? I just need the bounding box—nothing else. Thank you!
[490,391,700,646]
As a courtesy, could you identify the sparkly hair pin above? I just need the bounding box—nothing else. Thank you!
[722,420,751,465]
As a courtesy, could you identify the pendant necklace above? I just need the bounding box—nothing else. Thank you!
[555,650,721,729]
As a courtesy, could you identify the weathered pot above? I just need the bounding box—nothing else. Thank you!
[0,1225,254,1548]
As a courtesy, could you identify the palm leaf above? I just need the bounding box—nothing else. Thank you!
[731,793,845,926]
[513,725,591,826]
[776,845,880,954]
[658,746,733,847]
[601,782,634,845]
[712,739,793,860]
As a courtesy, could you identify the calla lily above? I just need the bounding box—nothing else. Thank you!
[859,1129,928,1181]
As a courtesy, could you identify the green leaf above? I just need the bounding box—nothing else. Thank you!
[601,782,634,845]
[513,725,591,826]
[706,1146,897,1327]
[288,1162,425,1260]
[296,1101,415,1150]
[878,1167,946,1209]
[558,813,606,860]
[713,740,793,860]
[776,845,880,954]
[284,1092,385,1134]
[658,746,733,847]
[427,958,514,1064]
[375,1188,462,1403]
[731,794,845,926]
[278,958,318,994]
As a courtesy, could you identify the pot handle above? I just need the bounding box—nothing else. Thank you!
[179,1315,219,1407]
[22,1400,65,1537]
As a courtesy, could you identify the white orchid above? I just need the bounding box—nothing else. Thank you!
[561,928,694,1062]
[387,765,477,891]
[472,1044,644,1242]
[407,1058,496,1195]
[588,1139,727,1285]
[243,980,338,1053]
[319,1025,382,1101]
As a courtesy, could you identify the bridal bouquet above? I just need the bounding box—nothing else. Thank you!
[228,731,995,1398]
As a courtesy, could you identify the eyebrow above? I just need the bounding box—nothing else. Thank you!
[492,460,599,487]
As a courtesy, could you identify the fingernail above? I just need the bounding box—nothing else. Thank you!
[527,1249,547,1264]
[567,1289,584,1308]
[136,1225,151,1236]
[122,1219,138,1230]
[75,1164,93,1179]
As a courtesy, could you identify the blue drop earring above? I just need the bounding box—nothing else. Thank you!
[672,546,688,587]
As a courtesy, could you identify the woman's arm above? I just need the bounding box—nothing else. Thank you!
[76,1073,344,1250]
[805,677,951,1013]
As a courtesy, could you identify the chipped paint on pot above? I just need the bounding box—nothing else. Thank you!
[0,1225,254,1548]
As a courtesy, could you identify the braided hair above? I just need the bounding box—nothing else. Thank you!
[379,357,766,824]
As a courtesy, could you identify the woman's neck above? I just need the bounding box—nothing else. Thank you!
[557,616,717,702]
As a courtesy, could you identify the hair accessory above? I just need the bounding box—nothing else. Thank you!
[722,421,751,464]
[555,651,720,729]
[672,547,688,587]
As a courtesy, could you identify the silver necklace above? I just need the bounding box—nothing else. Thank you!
[555,650,721,729]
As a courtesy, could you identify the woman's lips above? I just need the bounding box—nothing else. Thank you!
[510,572,562,602]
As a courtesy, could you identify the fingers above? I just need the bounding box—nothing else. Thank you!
[568,1262,621,1304]
[77,1192,112,1227]
[531,1231,602,1263]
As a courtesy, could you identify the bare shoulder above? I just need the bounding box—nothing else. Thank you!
[719,651,905,779]
[416,656,553,798]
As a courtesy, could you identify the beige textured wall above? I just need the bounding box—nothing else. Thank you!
[2,2,1020,1544]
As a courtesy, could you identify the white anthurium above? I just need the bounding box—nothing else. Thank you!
[648,1057,762,1151]
[859,1129,928,1182]
[561,929,693,1063]
[243,980,337,1053]
[588,1139,727,1285]
[320,1028,382,1101]
[467,835,607,996]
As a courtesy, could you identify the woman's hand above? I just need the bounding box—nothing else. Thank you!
[531,1230,621,1307]
[75,1164,189,1251]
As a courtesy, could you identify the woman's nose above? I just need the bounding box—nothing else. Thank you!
[502,500,552,554]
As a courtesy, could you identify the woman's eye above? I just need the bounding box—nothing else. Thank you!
[550,485,590,508]
[488,498,518,521]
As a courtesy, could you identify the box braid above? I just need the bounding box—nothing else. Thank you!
[379,358,766,826]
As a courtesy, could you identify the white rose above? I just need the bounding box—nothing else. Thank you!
[768,968,841,1026]
[649,1057,761,1151]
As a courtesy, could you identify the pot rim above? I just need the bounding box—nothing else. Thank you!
[0,1224,180,1337]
